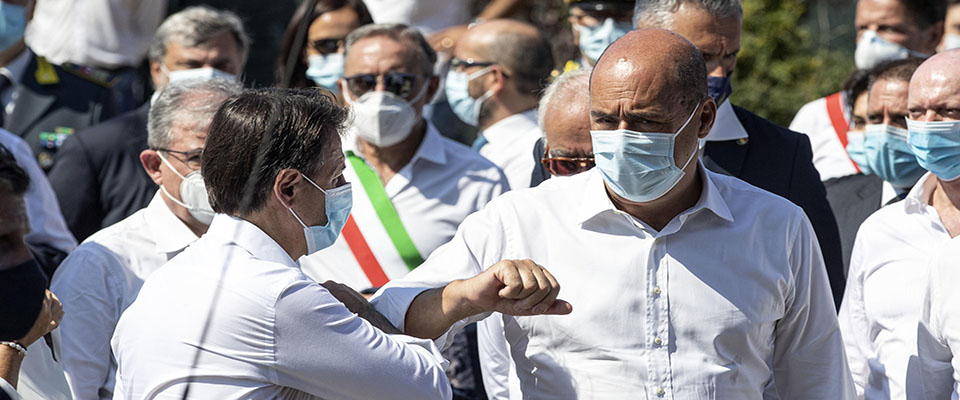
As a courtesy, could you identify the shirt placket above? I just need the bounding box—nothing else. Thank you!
[645,236,673,399]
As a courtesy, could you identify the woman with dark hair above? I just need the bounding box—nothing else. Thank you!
[275,0,372,92]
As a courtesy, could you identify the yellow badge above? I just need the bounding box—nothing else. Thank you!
[35,57,60,85]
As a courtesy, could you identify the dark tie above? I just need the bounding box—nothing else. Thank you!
[0,74,11,127]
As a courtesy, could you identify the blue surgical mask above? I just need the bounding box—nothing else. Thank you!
[591,103,701,203]
[845,130,873,175]
[0,3,26,53]
[863,124,925,187]
[306,53,343,93]
[855,30,928,70]
[906,118,960,181]
[707,75,733,106]
[445,66,494,127]
[944,34,960,51]
[288,175,353,255]
[577,18,631,64]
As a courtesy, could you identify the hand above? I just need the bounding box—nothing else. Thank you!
[19,290,63,347]
[456,259,572,317]
[321,281,402,335]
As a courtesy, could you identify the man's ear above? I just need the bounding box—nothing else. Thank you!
[696,98,717,139]
[273,168,303,210]
[489,65,508,96]
[424,75,440,105]
[149,60,167,89]
[140,149,163,186]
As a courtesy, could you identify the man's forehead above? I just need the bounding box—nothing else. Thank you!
[909,65,960,105]
[856,0,910,25]
[345,36,417,72]
[869,79,909,108]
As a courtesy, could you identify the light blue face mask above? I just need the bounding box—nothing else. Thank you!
[854,30,928,70]
[445,66,494,127]
[577,18,631,64]
[161,65,237,83]
[845,130,873,175]
[863,124,925,187]
[306,53,344,93]
[288,174,353,255]
[907,118,960,181]
[591,103,700,203]
[0,3,26,53]
[944,34,960,51]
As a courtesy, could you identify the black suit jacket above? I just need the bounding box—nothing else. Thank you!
[48,103,155,242]
[5,51,125,171]
[823,173,884,275]
[703,105,845,308]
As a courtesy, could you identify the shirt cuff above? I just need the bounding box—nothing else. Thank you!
[371,286,493,350]
[388,334,450,371]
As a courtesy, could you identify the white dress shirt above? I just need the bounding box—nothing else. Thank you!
[477,109,542,190]
[17,330,71,400]
[0,129,76,254]
[111,214,451,400]
[839,172,953,399]
[49,193,195,400]
[300,123,507,290]
[372,165,854,399]
[790,95,860,181]
[704,100,749,142]
[24,0,166,68]
[363,0,468,35]
[917,236,960,399]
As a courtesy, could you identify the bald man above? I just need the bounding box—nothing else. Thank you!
[372,29,854,399]
[445,19,553,189]
[530,68,594,186]
[844,50,960,399]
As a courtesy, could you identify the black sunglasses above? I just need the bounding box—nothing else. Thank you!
[343,72,422,98]
[541,145,594,176]
[309,38,343,55]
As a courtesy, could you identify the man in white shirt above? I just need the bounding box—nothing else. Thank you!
[111,87,568,399]
[300,23,507,292]
[445,19,553,189]
[895,49,960,399]
[49,78,241,400]
[372,28,855,399]
[633,0,846,307]
[790,0,944,181]
[838,50,960,399]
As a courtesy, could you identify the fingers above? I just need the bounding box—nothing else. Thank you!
[494,260,569,315]
[47,290,64,329]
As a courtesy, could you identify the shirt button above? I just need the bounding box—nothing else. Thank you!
[653,337,663,346]
[657,387,666,397]
[653,286,661,295]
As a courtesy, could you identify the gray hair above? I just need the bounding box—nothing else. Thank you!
[148,6,250,65]
[633,0,742,28]
[343,23,437,76]
[147,78,243,149]
[537,67,592,132]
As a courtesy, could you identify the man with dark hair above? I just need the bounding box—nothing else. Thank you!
[633,0,846,307]
[0,144,64,397]
[791,0,945,181]
[446,19,553,189]
[48,6,249,242]
[111,88,561,398]
[838,56,944,399]
[372,28,853,398]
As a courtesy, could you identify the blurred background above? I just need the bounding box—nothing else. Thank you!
[168,0,857,127]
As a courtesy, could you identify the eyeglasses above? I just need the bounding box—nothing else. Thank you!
[541,145,594,176]
[155,148,203,170]
[309,38,343,55]
[343,72,423,98]
[449,57,496,72]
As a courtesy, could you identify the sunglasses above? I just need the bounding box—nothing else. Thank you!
[541,145,594,176]
[343,72,422,98]
[309,38,343,55]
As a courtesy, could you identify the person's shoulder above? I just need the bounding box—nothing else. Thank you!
[438,135,507,178]
[80,206,154,249]
[709,169,805,217]
[732,104,803,145]
[70,104,148,149]
[50,210,152,289]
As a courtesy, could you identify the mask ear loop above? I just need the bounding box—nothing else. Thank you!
[284,172,329,229]
[155,151,193,209]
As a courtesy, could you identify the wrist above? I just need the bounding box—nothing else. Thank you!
[442,280,486,323]
[0,341,26,359]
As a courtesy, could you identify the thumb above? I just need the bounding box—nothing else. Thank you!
[540,299,573,315]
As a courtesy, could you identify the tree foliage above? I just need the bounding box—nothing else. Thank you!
[732,0,855,126]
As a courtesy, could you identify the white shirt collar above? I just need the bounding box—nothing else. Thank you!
[479,109,538,144]
[345,121,447,166]
[576,163,735,229]
[704,101,749,142]
[205,213,297,268]
[144,191,200,254]
[902,172,939,213]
